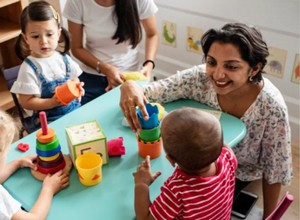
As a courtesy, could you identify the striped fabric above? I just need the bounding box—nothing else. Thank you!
[150,148,237,220]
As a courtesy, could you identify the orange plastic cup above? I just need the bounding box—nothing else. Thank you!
[55,80,80,105]
[137,135,162,159]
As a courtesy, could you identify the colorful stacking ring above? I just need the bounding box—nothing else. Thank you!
[36,137,59,151]
[36,145,61,157]
[37,152,64,168]
[36,128,55,143]
[37,159,66,174]
[39,153,60,161]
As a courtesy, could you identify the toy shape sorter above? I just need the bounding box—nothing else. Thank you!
[31,111,73,181]
[136,103,164,159]
[65,120,108,166]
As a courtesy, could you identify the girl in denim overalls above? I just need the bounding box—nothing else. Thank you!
[11,1,84,128]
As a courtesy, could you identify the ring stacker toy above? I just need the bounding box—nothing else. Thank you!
[31,111,72,181]
[136,103,162,159]
[54,80,80,106]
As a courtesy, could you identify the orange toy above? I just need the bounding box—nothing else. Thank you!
[137,135,162,159]
[55,80,80,105]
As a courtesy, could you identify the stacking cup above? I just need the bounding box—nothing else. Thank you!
[75,152,102,186]
[55,80,80,105]
[137,103,159,129]
[137,135,162,159]
[138,126,160,142]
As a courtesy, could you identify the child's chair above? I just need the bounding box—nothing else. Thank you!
[2,65,37,138]
[265,192,294,220]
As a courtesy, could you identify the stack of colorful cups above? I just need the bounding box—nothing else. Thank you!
[136,103,162,159]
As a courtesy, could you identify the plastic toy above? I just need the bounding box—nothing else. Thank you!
[54,80,80,105]
[137,103,159,129]
[150,103,166,121]
[136,103,162,159]
[75,152,103,186]
[65,120,109,165]
[137,135,162,159]
[107,137,126,157]
[122,71,147,81]
[31,111,72,181]
[17,143,29,152]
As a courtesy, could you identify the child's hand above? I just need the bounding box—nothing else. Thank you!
[133,155,161,186]
[19,154,37,170]
[76,81,85,102]
[42,170,69,195]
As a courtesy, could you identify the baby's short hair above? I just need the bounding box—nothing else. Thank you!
[161,107,223,171]
[0,110,16,153]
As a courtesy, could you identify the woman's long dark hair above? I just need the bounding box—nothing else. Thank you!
[15,0,70,61]
[112,0,142,49]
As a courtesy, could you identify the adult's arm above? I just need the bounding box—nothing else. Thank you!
[262,178,281,219]
[67,21,122,90]
[140,15,158,78]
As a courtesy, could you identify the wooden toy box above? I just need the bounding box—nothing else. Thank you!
[65,120,108,165]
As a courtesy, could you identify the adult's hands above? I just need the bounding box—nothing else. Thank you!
[102,63,124,92]
[119,80,149,132]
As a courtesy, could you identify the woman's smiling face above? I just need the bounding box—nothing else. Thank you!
[205,41,254,96]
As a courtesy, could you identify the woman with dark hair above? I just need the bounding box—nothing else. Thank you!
[63,0,158,104]
[119,23,292,219]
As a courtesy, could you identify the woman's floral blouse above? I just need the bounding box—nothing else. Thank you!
[144,64,292,185]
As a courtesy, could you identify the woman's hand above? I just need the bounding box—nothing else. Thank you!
[139,66,152,81]
[102,63,124,91]
[119,80,149,132]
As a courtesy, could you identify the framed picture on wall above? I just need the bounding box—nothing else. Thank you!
[162,20,176,47]
[291,53,300,84]
[264,47,287,78]
[186,26,203,54]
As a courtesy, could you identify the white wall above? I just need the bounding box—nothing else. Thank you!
[142,0,299,141]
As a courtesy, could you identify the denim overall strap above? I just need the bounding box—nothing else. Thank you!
[24,58,45,82]
[62,54,71,77]
[25,55,80,122]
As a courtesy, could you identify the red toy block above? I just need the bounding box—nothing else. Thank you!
[107,137,125,157]
[17,143,29,152]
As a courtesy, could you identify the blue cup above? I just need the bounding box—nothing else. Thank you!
[137,103,159,129]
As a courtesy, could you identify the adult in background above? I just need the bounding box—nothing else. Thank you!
[63,0,158,105]
[119,23,292,219]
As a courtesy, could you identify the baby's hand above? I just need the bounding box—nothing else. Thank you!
[42,170,69,195]
[18,154,37,170]
[133,155,161,186]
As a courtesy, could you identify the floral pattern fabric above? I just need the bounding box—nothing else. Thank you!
[144,64,292,185]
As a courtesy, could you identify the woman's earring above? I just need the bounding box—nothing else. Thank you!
[249,75,253,82]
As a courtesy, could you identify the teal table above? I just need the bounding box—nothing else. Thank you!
[4,87,246,220]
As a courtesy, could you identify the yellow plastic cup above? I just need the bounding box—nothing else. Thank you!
[75,152,102,186]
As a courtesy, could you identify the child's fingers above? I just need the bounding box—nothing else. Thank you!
[152,171,161,181]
